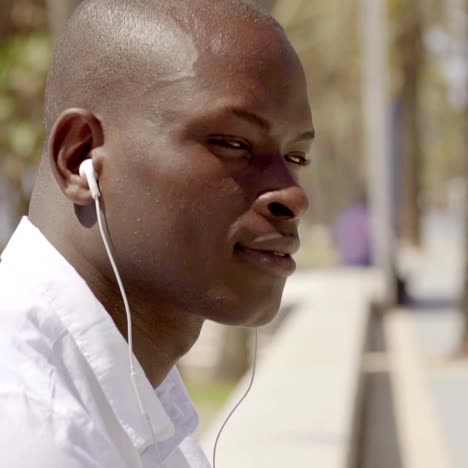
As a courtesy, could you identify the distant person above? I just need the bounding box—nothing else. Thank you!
[0,1,314,467]
[333,191,372,266]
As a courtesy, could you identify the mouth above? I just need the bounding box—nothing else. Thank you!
[234,243,296,277]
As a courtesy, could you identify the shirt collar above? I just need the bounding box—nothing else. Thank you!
[1,217,199,456]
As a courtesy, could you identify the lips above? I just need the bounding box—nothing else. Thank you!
[234,242,297,277]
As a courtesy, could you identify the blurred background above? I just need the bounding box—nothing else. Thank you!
[0,0,467,467]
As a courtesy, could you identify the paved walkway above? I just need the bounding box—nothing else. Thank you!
[201,269,383,468]
[400,210,468,468]
[408,306,468,468]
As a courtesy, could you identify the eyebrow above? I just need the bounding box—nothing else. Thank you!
[227,106,315,142]
[296,130,316,141]
[227,107,271,131]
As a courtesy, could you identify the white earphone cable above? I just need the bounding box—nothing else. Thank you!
[94,198,165,468]
[95,198,143,411]
[92,181,257,468]
[212,328,258,468]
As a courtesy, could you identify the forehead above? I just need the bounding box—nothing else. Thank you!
[203,23,307,95]
[151,21,312,129]
[121,14,312,135]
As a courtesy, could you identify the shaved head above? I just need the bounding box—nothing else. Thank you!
[31,0,313,344]
[44,0,278,135]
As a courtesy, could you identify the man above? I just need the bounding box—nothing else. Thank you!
[0,0,314,466]
[333,190,372,267]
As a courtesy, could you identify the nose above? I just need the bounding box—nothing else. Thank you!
[253,185,309,222]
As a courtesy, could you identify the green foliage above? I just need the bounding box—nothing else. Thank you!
[186,381,235,434]
[0,32,52,183]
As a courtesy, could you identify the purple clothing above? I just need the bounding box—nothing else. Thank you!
[333,202,372,266]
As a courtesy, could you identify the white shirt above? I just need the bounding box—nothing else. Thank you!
[0,218,211,468]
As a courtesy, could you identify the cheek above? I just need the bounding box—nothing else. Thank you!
[101,155,287,326]
[108,144,245,274]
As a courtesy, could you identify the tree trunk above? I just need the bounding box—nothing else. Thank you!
[398,0,424,247]
[460,0,468,351]
[0,0,14,40]
[463,149,468,348]
[459,103,468,350]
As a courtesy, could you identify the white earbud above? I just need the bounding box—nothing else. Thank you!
[79,159,101,200]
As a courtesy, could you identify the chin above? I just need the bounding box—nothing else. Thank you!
[204,295,283,328]
[187,276,286,327]
[247,302,282,327]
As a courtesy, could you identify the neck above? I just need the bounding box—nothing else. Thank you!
[32,214,204,388]
[87,274,205,388]
[116,289,204,387]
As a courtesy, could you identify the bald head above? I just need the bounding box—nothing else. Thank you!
[44,0,278,135]
[31,0,313,331]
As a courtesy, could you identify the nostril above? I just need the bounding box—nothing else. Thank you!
[268,202,294,218]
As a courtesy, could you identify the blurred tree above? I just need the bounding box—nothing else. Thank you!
[0,0,80,236]
[462,108,468,353]
[0,0,15,40]
[0,0,51,229]
[273,1,364,226]
[392,0,426,246]
[460,0,468,354]
[45,0,81,38]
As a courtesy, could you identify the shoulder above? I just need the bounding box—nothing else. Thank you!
[0,266,116,466]
[0,263,68,400]
[0,260,62,338]
[0,392,127,468]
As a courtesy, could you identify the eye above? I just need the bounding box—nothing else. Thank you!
[207,136,252,159]
[285,152,311,167]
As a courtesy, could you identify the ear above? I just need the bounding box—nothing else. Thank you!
[49,108,104,206]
